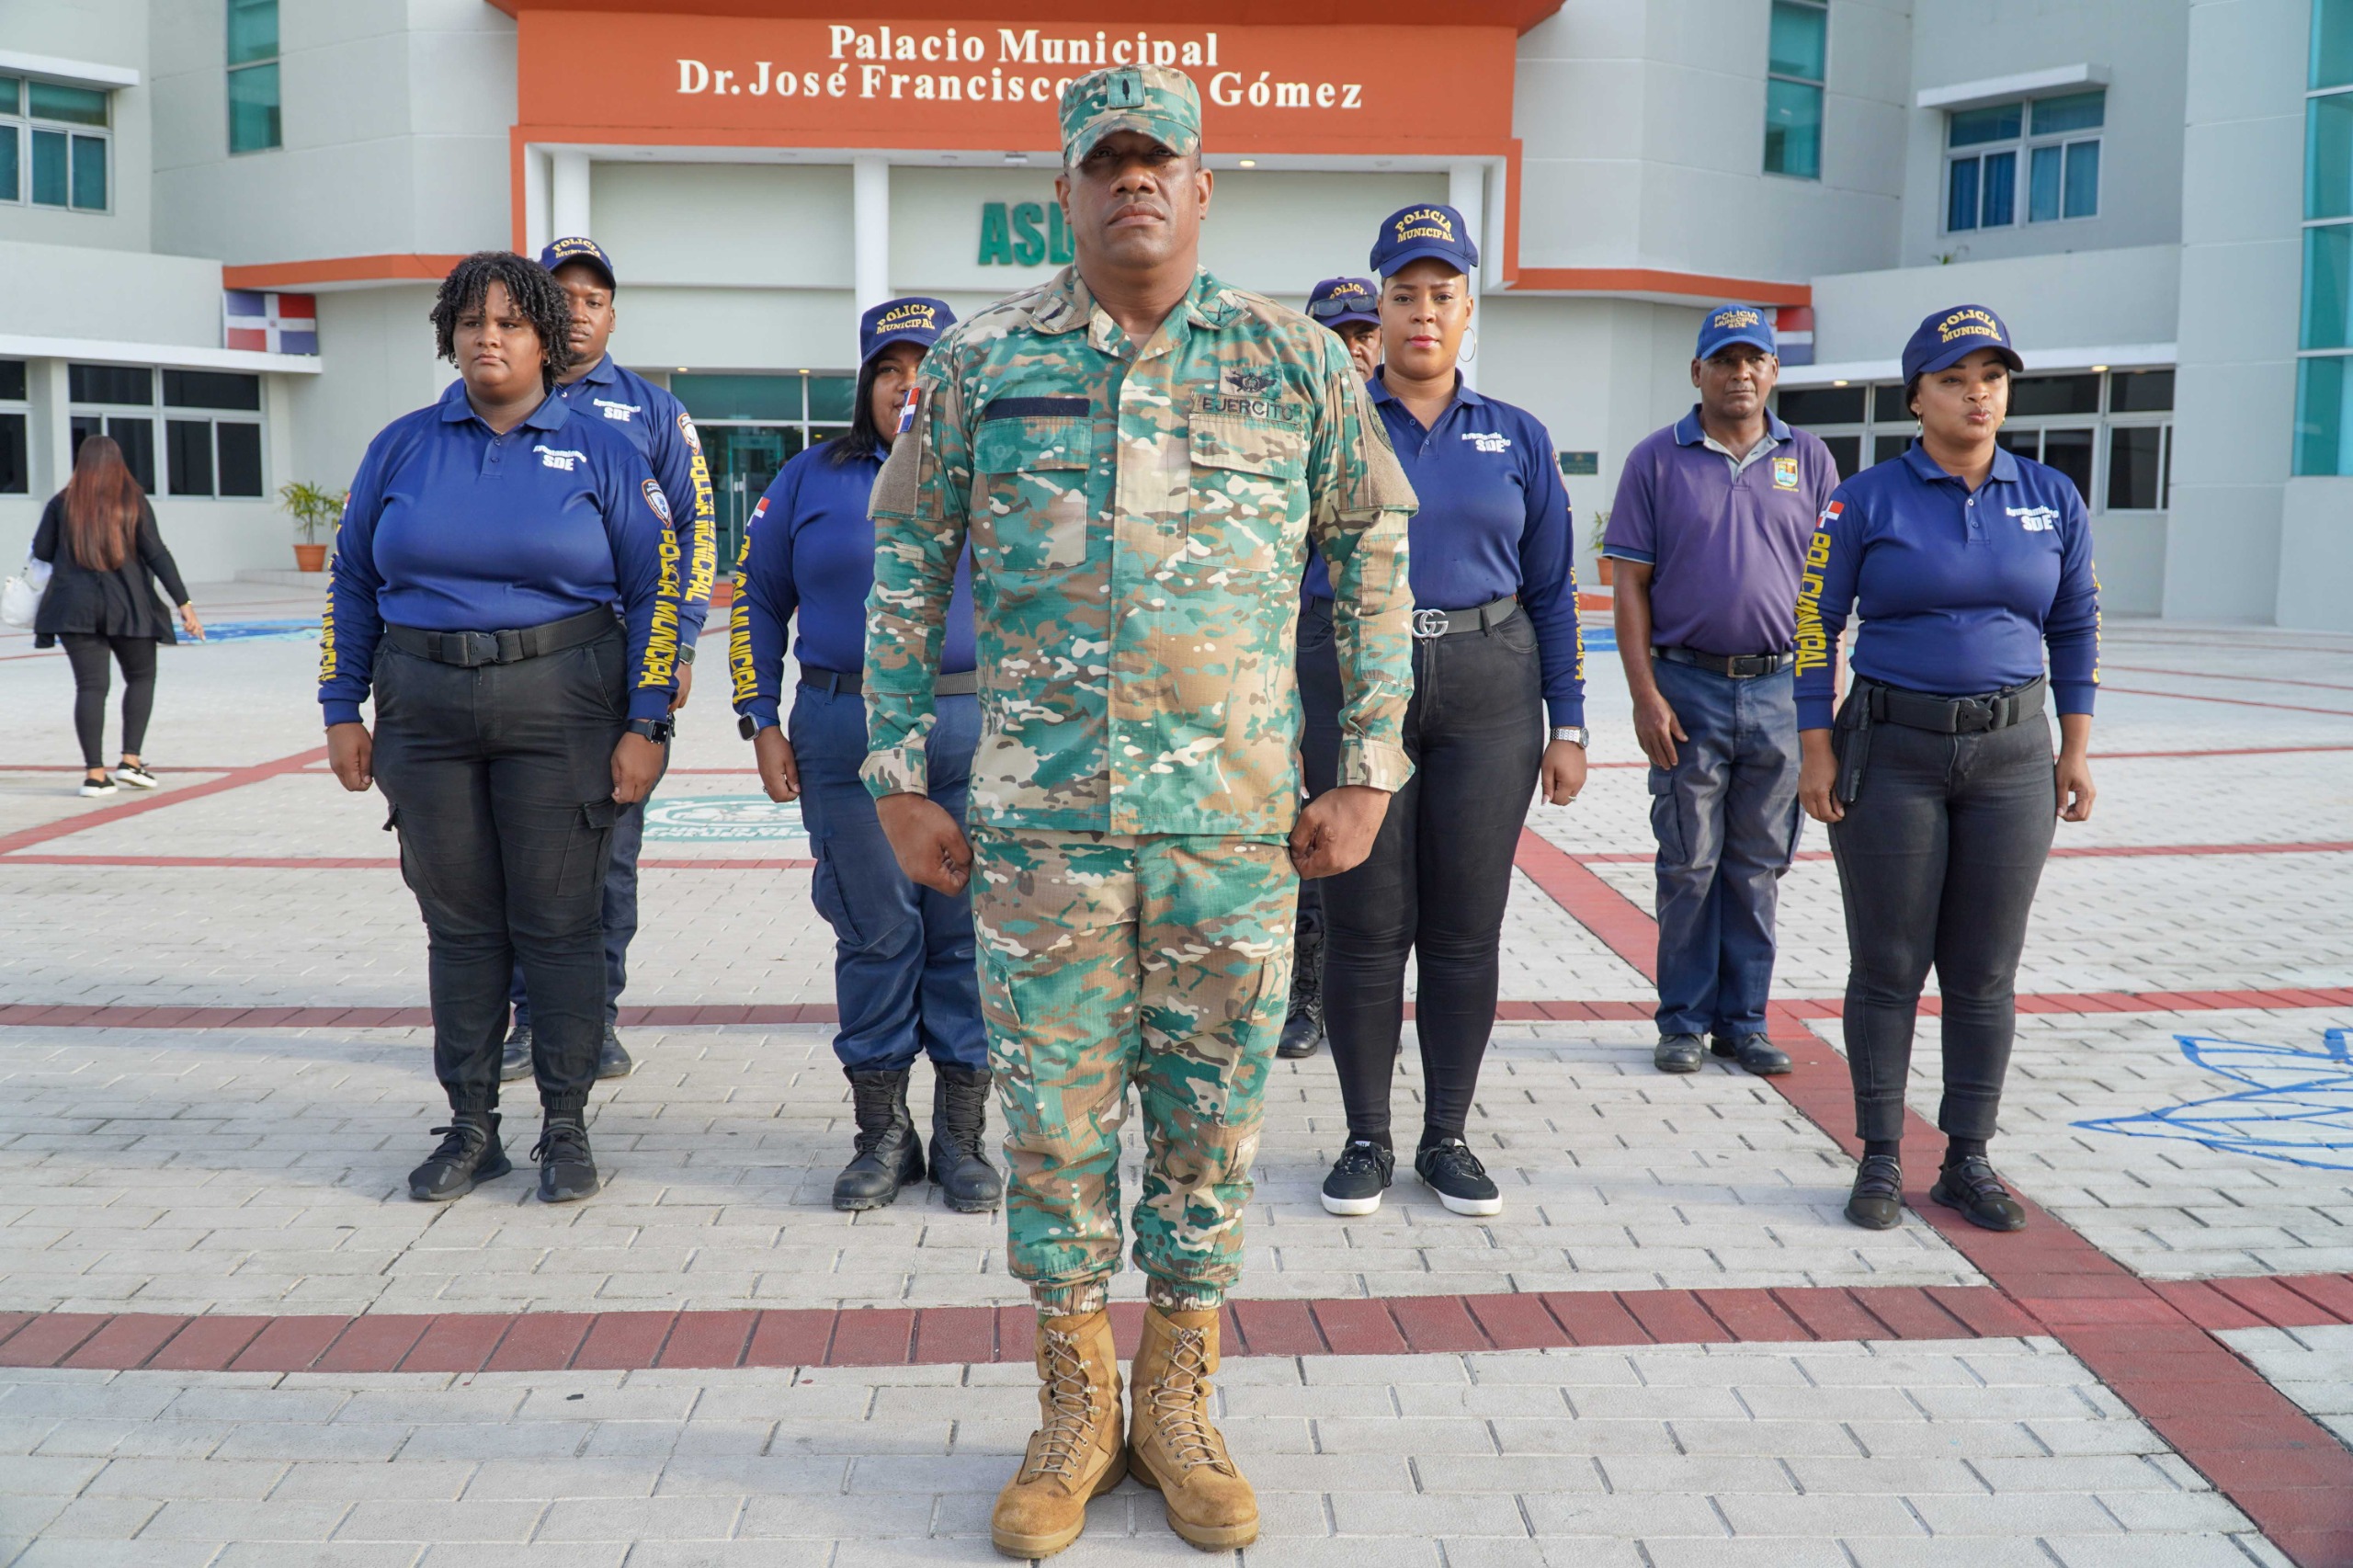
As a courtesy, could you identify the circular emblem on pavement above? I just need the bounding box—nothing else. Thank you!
[642,794,808,843]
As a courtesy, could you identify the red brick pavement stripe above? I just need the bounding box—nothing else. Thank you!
[146,1315,270,1372]
[575,1312,675,1369]
[0,744,330,858]
[0,1314,108,1367]
[1518,845,2353,1568]
[483,1312,596,1372]
[228,1315,348,1373]
[61,1314,189,1370]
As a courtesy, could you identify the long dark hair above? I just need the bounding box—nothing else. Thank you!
[427,251,574,391]
[826,356,891,467]
[63,435,142,572]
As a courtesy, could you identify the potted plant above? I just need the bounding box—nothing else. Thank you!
[1586,507,1613,587]
[279,481,343,574]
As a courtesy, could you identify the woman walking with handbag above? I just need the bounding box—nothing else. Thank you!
[29,435,204,795]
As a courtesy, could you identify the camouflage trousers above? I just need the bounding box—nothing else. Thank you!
[970,829,1297,1317]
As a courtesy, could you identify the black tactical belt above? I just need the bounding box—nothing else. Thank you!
[384,605,615,668]
[1411,595,1520,641]
[1655,645,1795,679]
[1863,675,2047,734]
[800,665,979,698]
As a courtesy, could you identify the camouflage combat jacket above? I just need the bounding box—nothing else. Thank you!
[861,264,1416,838]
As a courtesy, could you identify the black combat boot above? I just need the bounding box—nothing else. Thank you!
[1276,922,1326,1060]
[409,1111,511,1202]
[533,1113,600,1203]
[835,1069,926,1211]
[499,1019,532,1082]
[927,1062,1004,1213]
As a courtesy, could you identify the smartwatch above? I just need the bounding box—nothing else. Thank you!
[1551,726,1590,747]
[626,718,674,745]
[738,714,759,741]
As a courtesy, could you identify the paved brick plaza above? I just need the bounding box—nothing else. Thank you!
[2,580,2350,1565]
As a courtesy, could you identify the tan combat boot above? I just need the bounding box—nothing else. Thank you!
[1127,1304,1259,1551]
[990,1308,1128,1559]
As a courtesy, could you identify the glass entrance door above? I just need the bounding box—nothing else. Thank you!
[699,424,806,572]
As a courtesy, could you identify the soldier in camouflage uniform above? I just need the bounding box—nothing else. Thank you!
[861,64,1416,1559]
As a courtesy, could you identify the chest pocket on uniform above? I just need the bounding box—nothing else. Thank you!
[1187,414,1306,574]
[974,410,1093,574]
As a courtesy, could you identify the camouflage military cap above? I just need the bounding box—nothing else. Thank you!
[1060,64,1201,165]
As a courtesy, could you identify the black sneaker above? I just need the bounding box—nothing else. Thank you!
[499,1020,533,1082]
[1415,1139,1502,1217]
[112,762,158,790]
[1844,1153,1904,1230]
[1320,1140,1394,1216]
[533,1115,601,1203]
[408,1113,511,1202]
[78,775,117,798]
[1930,1155,2028,1232]
[596,1025,634,1080]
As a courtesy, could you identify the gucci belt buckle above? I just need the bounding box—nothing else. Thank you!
[1411,608,1451,641]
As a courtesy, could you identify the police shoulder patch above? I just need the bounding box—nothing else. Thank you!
[676,412,702,453]
[642,477,672,524]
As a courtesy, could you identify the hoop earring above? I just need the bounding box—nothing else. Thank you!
[1460,326,1478,365]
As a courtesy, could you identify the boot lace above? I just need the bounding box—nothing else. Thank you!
[423,1123,483,1165]
[1144,1325,1232,1475]
[1943,1154,2010,1202]
[1851,1153,1904,1202]
[1020,1328,1099,1483]
[531,1119,590,1166]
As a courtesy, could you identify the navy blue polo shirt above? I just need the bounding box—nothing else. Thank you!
[730,440,975,732]
[1795,440,2101,731]
[1603,408,1838,656]
[552,355,717,643]
[1305,371,1585,727]
[319,379,677,726]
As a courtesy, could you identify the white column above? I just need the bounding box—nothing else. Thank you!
[522,146,552,257]
[550,150,592,244]
[31,359,69,497]
[852,155,891,357]
[1449,160,1485,390]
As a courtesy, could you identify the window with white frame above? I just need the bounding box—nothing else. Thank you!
[1945,89,2103,233]
[66,365,267,499]
[1763,0,1827,180]
[2297,0,2353,474]
[0,74,112,210]
[0,360,28,495]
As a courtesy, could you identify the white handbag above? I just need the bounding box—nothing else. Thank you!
[0,557,50,628]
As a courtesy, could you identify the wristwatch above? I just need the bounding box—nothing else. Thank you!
[626,717,674,745]
[737,714,759,741]
[1551,726,1590,747]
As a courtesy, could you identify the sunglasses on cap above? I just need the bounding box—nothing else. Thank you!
[1307,293,1379,320]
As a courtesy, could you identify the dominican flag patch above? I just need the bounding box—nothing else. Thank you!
[896,386,921,435]
[223,290,319,355]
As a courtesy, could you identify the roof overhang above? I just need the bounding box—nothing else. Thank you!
[0,334,323,375]
[0,49,141,90]
[485,0,1566,33]
[1777,341,2176,389]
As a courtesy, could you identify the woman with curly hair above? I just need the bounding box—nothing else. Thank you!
[319,250,677,1206]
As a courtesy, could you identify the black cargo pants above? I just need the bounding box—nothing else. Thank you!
[371,630,627,1118]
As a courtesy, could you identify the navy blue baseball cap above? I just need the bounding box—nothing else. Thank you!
[1370,204,1478,278]
[1903,303,2024,381]
[1305,276,1380,330]
[1696,302,1777,360]
[860,296,955,365]
[540,236,616,289]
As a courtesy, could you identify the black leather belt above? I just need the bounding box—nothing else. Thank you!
[1655,645,1794,679]
[384,605,614,668]
[801,665,979,698]
[1864,675,2046,733]
[1411,595,1518,641]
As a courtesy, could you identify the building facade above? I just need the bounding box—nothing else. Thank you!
[0,0,2340,626]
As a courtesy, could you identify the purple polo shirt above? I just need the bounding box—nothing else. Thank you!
[1603,408,1838,657]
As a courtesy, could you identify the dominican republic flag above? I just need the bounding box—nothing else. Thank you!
[1770,305,1814,367]
[223,290,319,355]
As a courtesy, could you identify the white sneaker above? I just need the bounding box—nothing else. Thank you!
[78,776,118,797]
[113,762,158,789]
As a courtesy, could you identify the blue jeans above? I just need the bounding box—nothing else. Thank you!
[793,682,987,1073]
[1647,657,1802,1040]
[509,757,655,1031]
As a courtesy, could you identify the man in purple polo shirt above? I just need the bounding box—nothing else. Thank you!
[1604,304,1837,1076]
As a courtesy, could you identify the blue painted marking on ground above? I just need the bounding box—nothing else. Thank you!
[643,794,810,846]
[192,619,322,643]
[2075,1028,2353,1171]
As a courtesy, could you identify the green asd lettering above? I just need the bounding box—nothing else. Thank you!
[978,200,1076,267]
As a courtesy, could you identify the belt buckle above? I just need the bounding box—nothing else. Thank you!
[1956,696,1994,732]
[465,631,501,667]
[1411,608,1449,641]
